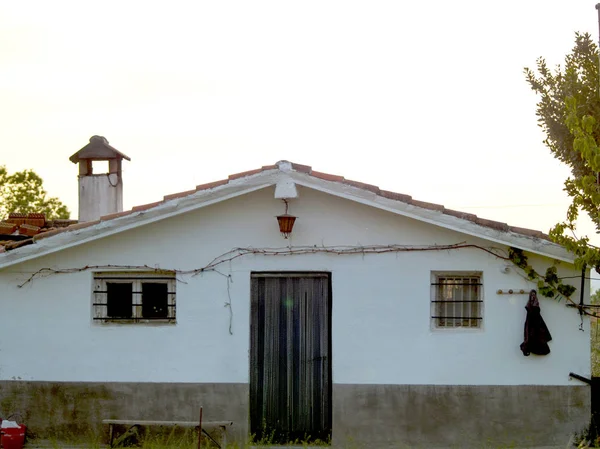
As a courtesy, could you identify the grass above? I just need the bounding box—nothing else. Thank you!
[247,427,331,447]
[35,427,238,449]
[26,432,552,449]
[23,422,580,448]
[593,318,600,377]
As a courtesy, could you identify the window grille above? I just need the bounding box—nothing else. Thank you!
[93,273,176,323]
[431,272,482,329]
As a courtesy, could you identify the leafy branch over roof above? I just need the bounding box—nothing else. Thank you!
[0,165,70,220]
[525,32,600,270]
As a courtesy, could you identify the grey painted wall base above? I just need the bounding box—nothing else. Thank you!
[0,381,248,444]
[0,381,590,448]
[332,384,590,448]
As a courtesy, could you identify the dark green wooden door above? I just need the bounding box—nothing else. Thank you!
[250,273,332,444]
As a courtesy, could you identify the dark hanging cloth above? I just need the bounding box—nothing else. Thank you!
[520,290,552,356]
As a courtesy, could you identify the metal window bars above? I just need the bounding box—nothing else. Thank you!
[93,274,176,323]
[431,275,482,328]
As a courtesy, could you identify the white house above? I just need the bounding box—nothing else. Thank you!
[0,138,592,448]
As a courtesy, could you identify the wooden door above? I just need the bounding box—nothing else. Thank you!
[250,273,332,443]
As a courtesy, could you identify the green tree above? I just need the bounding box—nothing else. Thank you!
[525,32,600,270]
[0,166,70,220]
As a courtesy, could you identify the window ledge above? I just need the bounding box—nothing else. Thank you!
[430,327,484,333]
[94,319,176,326]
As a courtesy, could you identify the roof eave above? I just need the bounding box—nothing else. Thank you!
[286,171,574,264]
[0,168,574,269]
[0,176,277,270]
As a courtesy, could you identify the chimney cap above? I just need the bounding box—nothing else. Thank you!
[69,135,131,164]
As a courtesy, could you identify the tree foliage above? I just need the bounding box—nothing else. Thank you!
[0,166,70,220]
[525,32,600,270]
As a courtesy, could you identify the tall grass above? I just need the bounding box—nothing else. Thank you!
[592,317,600,376]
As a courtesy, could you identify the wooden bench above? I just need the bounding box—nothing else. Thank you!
[102,419,233,448]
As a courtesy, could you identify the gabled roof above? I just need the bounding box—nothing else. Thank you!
[0,160,573,269]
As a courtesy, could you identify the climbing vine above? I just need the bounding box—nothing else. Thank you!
[508,247,577,299]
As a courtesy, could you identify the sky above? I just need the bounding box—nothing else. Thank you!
[1,1,600,244]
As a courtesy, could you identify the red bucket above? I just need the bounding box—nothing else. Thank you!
[1,424,26,449]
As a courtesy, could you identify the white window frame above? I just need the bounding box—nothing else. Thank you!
[430,271,483,331]
[93,272,176,324]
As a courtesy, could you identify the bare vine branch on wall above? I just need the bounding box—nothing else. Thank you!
[16,242,510,288]
[12,242,596,326]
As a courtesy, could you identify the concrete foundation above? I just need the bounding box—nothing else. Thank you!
[0,381,248,443]
[332,384,590,448]
[0,381,590,447]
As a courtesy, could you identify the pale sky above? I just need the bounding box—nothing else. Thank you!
[1,1,599,243]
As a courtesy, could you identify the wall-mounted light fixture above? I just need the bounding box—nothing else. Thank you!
[276,199,296,239]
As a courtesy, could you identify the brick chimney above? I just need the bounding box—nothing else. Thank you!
[70,136,131,222]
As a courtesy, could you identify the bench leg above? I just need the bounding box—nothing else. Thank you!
[108,424,114,448]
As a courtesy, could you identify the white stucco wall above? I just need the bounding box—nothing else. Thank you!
[0,186,590,385]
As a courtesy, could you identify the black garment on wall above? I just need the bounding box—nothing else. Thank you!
[520,290,552,356]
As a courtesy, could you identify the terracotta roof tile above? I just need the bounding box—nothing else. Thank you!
[18,224,41,236]
[33,228,66,241]
[6,214,26,226]
[25,213,46,227]
[228,168,264,180]
[164,189,196,201]
[475,218,510,232]
[67,220,100,231]
[343,179,381,194]
[509,226,547,239]
[132,201,163,212]
[49,219,78,227]
[195,179,229,191]
[4,239,33,250]
[100,210,136,221]
[409,199,445,212]
[379,190,413,202]
[311,171,345,183]
[290,163,312,173]
[442,208,479,222]
[0,212,79,250]
[0,222,18,234]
